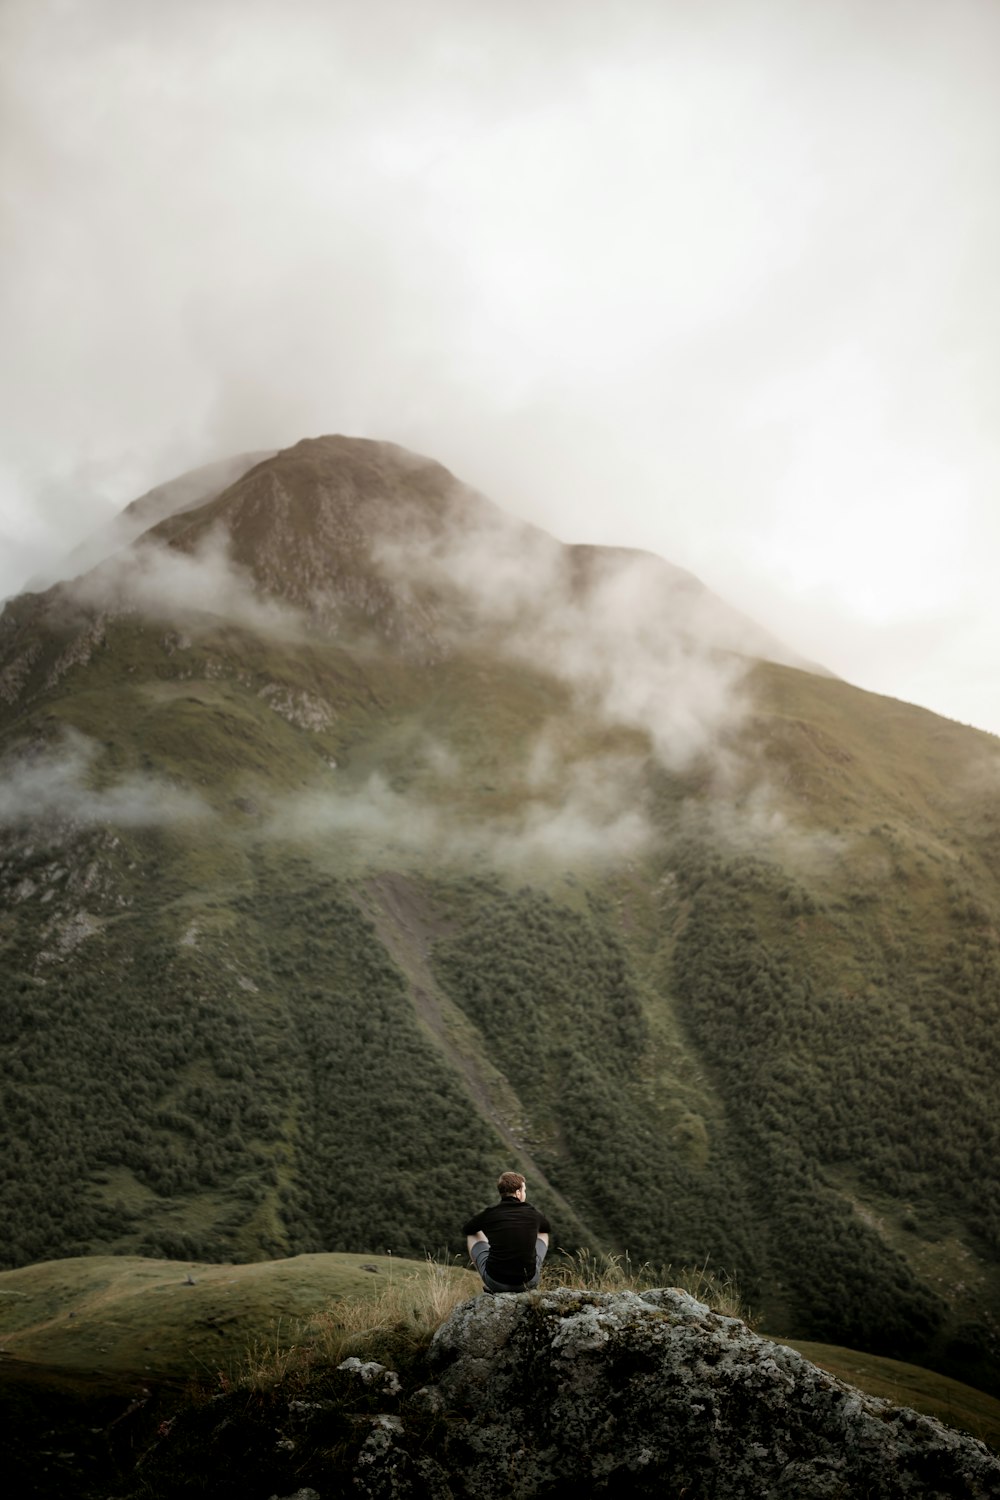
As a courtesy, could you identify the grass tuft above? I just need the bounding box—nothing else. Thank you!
[221,1256,480,1391]
[548,1247,753,1324]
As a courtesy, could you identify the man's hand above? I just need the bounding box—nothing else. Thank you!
[467,1231,488,1257]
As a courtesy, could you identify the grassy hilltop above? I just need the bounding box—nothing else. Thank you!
[2,1252,999,1457]
[2,436,1000,1396]
[0,1250,471,1376]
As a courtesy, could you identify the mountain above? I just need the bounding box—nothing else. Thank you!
[2,434,1000,1396]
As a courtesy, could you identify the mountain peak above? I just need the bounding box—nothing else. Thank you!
[6,434,821,678]
[131,434,821,672]
[145,435,512,624]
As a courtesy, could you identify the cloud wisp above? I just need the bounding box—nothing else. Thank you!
[24,451,272,594]
[0,729,208,831]
[377,509,750,773]
[269,743,653,873]
[64,527,308,640]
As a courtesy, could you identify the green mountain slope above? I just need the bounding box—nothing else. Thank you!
[1,435,999,1395]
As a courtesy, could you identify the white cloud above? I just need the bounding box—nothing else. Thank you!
[377,515,749,771]
[2,0,1000,732]
[66,527,307,638]
[0,729,207,829]
[269,740,653,873]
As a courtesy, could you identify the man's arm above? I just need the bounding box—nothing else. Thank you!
[463,1207,489,1261]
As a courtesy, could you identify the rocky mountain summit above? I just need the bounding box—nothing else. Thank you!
[0,435,817,711]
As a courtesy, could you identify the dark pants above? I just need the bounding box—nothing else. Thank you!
[471,1237,547,1294]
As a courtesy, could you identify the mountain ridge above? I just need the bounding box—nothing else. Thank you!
[1,433,999,1398]
[4,435,825,699]
[18,450,276,597]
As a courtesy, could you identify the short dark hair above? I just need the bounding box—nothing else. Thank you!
[498,1171,526,1198]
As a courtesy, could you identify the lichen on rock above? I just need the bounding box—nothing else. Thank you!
[338,1356,403,1395]
[407,1288,1000,1498]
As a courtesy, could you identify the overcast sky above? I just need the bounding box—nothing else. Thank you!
[3,0,999,733]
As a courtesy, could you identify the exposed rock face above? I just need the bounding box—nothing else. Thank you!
[62,1288,999,1497]
[408,1289,1000,1498]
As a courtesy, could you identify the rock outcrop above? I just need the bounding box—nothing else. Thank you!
[66,1288,999,1498]
[394,1289,999,1498]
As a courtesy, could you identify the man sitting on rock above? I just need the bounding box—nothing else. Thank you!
[463,1171,551,1294]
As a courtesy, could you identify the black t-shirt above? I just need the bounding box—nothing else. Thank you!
[462,1196,552,1283]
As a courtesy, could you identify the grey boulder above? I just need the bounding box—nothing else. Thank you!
[409,1287,1000,1498]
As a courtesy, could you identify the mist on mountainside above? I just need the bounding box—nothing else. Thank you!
[21,452,276,595]
[3,436,1000,1402]
[0,727,207,830]
[65,526,309,639]
[3,438,794,864]
[271,743,653,872]
[375,518,753,772]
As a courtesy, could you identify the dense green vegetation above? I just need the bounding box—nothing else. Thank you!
[432,883,757,1274]
[0,872,288,1265]
[670,854,941,1352]
[256,869,503,1255]
[665,840,1000,1384]
[0,844,506,1267]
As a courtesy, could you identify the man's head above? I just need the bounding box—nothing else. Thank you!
[498,1171,526,1201]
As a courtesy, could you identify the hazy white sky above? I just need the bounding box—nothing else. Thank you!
[3,0,999,733]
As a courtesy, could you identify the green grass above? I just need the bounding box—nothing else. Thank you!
[0,1251,468,1376]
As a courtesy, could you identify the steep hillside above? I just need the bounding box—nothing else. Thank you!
[1,435,999,1395]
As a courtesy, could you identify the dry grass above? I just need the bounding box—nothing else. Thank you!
[223,1318,309,1391]
[220,1249,753,1394]
[221,1257,480,1391]
[547,1248,752,1324]
[307,1256,479,1357]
